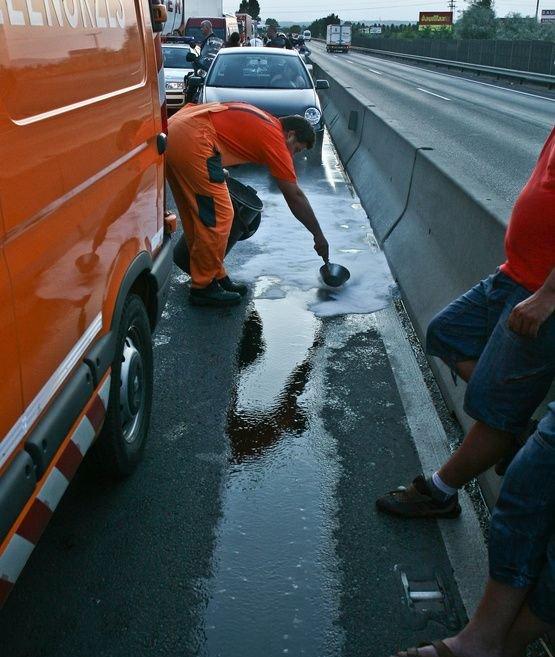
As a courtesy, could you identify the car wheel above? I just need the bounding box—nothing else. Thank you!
[93,294,153,478]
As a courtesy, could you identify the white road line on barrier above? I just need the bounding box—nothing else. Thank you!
[418,87,451,101]
[373,305,488,617]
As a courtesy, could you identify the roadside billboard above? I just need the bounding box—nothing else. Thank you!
[540,9,555,22]
[418,11,453,30]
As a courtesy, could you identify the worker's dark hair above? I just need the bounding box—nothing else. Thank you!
[279,115,315,149]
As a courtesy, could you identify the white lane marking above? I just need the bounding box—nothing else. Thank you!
[342,57,383,75]
[418,87,451,101]
[374,306,488,617]
[342,48,555,104]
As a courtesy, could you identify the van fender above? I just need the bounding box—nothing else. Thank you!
[86,247,154,386]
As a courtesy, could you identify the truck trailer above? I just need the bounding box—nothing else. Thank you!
[326,24,351,53]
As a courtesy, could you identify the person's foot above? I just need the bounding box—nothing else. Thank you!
[189,280,242,307]
[376,475,461,519]
[217,275,248,296]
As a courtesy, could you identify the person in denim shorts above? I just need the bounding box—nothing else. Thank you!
[391,405,555,657]
[377,127,555,519]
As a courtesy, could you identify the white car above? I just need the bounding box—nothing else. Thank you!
[201,48,328,136]
[162,43,195,112]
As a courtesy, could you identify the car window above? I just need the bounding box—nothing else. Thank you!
[163,47,193,69]
[206,53,311,90]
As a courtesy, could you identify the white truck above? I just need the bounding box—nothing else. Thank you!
[326,24,351,53]
[162,0,223,35]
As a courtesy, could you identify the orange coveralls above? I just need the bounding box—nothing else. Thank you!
[166,102,297,288]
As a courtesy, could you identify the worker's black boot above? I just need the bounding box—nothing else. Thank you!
[217,275,248,296]
[189,280,242,307]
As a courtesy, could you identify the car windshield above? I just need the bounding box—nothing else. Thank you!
[163,47,193,69]
[206,53,312,90]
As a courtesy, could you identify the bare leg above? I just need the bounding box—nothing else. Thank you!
[503,602,554,657]
[406,579,530,657]
[454,360,476,383]
[438,421,515,489]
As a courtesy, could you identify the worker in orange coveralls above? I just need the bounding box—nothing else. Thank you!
[166,102,330,307]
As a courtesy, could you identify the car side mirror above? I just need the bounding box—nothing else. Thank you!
[315,79,330,90]
[186,52,198,62]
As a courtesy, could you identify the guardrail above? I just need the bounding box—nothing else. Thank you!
[312,38,555,87]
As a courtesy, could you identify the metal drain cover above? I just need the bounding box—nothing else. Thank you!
[396,564,462,631]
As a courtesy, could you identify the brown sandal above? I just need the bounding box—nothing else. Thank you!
[392,640,457,657]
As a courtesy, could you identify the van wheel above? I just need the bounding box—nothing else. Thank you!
[94,294,153,478]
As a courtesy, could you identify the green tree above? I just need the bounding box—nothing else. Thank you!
[265,17,279,28]
[455,3,496,38]
[237,0,260,19]
[308,13,341,38]
[290,24,302,34]
[496,12,555,41]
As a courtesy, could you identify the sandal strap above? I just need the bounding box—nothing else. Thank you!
[432,641,457,657]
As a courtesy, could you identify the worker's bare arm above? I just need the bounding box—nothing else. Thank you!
[276,179,329,260]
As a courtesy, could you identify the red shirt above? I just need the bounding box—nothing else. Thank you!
[210,103,297,183]
[500,127,555,292]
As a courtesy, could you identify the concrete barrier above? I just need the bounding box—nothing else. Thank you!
[313,57,554,509]
[316,68,367,165]
[313,62,430,244]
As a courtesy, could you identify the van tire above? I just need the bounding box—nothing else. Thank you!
[94,294,153,478]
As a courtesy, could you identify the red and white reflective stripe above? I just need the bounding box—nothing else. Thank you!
[0,374,111,607]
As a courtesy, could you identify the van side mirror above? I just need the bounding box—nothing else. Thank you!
[315,79,330,90]
[186,52,199,63]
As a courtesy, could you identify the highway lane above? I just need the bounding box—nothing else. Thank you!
[310,42,554,217]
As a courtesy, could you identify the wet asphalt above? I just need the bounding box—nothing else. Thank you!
[0,135,468,657]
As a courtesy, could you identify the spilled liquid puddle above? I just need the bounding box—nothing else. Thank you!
[203,294,343,657]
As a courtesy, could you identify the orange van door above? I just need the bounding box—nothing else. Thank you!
[0,215,23,475]
[0,1,163,422]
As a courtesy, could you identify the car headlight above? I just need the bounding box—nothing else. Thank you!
[304,107,321,126]
[165,80,184,91]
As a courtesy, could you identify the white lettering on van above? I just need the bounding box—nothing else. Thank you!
[6,0,25,25]
[43,0,64,25]
[105,0,116,27]
[94,0,106,26]
[62,0,78,26]
[115,0,123,27]
[79,0,94,27]
[25,0,44,24]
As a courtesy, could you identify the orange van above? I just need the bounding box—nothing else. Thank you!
[0,0,174,606]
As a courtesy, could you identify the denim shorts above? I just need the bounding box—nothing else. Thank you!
[426,270,555,435]
[489,403,555,624]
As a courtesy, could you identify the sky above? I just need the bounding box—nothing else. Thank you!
[223,1,551,23]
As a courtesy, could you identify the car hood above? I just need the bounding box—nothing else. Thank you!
[164,66,192,81]
[202,87,320,117]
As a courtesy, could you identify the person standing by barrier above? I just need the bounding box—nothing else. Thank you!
[224,32,241,48]
[376,126,555,519]
[198,20,223,72]
[265,25,293,49]
[166,102,330,307]
[391,403,555,657]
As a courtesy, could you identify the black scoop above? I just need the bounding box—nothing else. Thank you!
[320,261,351,287]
